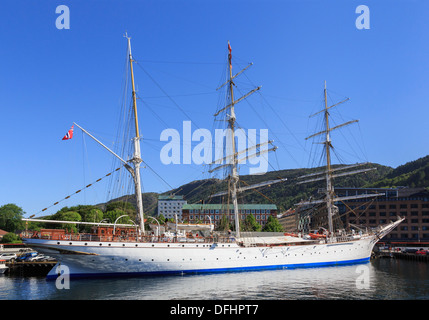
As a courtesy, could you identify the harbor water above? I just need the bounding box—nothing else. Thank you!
[1,259,428,300]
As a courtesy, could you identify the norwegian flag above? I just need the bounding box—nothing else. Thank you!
[228,41,232,70]
[62,125,74,140]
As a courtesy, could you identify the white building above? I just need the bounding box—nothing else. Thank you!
[157,195,187,220]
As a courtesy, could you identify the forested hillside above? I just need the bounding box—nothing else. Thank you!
[369,155,429,189]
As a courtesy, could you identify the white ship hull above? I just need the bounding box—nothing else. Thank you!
[23,235,378,280]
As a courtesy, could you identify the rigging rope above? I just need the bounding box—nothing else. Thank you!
[35,167,122,216]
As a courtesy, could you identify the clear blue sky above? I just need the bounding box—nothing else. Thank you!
[1,0,429,217]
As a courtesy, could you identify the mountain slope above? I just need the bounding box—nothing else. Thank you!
[104,155,429,216]
[369,155,429,188]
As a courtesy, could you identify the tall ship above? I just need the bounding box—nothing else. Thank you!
[22,37,403,279]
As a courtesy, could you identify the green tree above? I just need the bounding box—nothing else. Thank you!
[104,209,132,225]
[217,214,232,232]
[0,204,25,232]
[106,202,135,219]
[242,214,261,232]
[56,211,82,233]
[157,214,166,225]
[84,208,103,223]
[1,232,21,244]
[262,216,284,232]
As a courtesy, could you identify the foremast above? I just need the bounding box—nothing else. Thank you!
[298,81,379,238]
[323,81,335,235]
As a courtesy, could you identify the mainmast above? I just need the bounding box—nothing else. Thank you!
[125,34,145,236]
[210,42,285,238]
[226,41,242,238]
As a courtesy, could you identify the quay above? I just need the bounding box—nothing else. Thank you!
[373,249,429,262]
[5,261,57,276]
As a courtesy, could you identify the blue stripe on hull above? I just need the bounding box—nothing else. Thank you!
[46,256,370,280]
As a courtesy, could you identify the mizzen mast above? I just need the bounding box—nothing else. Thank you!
[125,33,145,236]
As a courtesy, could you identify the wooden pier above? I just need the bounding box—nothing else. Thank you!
[5,261,57,276]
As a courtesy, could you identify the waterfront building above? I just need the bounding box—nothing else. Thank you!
[278,209,297,232]
[181,203,278,228]
[335,187,429,242]
[157,195,187,220]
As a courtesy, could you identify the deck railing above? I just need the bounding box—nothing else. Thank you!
[29,232,236,244]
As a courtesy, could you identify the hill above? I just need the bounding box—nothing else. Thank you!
[103,154,429,216]
[369,155,429,189]
[165,163,392,212]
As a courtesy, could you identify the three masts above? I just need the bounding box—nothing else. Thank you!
[20,36,406,279]
[24,36,402,246]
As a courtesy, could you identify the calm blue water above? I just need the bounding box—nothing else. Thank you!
[1,259,428,300]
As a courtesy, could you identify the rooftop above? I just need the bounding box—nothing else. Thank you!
[182,203,277,210]
[158,195,185,200]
